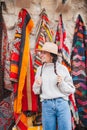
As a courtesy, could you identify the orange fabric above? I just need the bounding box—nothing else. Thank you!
[12,9,38,130]
[14,19,34,113]
[15,33,21,38]
[22,54,38,112]
[10,64,18,73]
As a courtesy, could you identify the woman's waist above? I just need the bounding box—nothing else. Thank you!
[40,94,69,102]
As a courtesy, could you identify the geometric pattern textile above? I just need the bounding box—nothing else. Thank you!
[55,14,79,130]
[55,14,71,71]
[71,14,87,127]
[10,8,35,130]
[0,96,13,130]
[33,9,53,127]
[0,5,12,101]
[34,8,53,74]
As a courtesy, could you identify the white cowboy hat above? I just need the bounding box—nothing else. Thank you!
[36,42,59,55]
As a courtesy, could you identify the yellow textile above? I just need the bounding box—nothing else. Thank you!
[28,126,43,130]
[43,24,52,41]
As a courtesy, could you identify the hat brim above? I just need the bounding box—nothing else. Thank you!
[35,49,61,56]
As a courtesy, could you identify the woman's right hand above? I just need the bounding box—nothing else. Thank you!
[35,77,42,86]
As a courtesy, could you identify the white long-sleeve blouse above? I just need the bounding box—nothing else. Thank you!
[33,62,75,101]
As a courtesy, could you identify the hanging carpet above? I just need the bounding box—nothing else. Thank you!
[33,8,54,127]
[0,96,14,130]
[0,4,14,130]
[55,14,79,130]
[34,8,53,74]
[55,14,71,69]
[10,8,37,130]
[0,3,12,102]
[85,30,87,89]
[71,14,87,127]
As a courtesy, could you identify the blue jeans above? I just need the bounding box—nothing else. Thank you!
[42,98,72,130]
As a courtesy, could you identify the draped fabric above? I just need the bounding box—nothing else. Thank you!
[33,9,53,126]
[22,55,38,112]
[85,30,87,88]
[0,5,4,101]
[55,14,71,71]
[0,96,14,130]
[55,14,79,130]
[0,6,13,93]
[0,5,14,130]
[2,31,13,92]
[10,8,37,129]
[71,14,87,127]
[34,8,53,74]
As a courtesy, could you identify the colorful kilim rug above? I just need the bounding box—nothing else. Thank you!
[0,4,12,101]
[55,14,71,70]
[2,19,13,92]
[34,8,53,74]
[10,8,37,130]
[85,30,87,88]
[55,14,79,129]
[71,14,87,127]
[0,96,14,130]
[0,5,14,130]
[33,8,54,126]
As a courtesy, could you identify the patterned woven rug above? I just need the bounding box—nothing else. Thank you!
[71,14,87,127]
[0,96,14,130]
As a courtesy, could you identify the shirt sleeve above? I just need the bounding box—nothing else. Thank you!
[58,66,75,96]
[32,66,41,94]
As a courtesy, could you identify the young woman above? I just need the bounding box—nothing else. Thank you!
[33,42,75,130]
